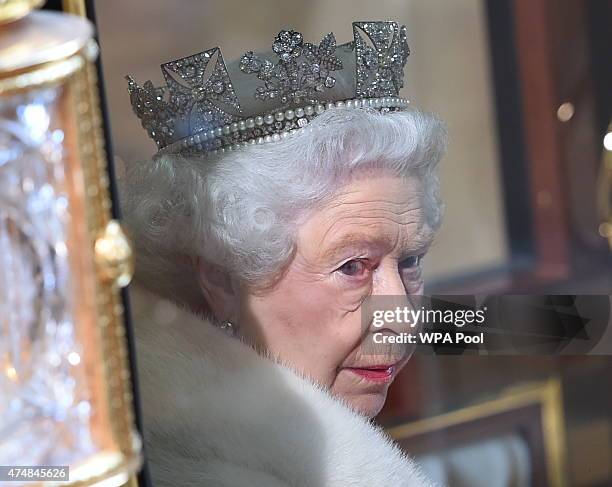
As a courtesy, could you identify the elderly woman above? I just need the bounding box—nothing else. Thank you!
[122,21,446,487]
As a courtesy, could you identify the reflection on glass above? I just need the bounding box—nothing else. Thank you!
[0,86,96,466]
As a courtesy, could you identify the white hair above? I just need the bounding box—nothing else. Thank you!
[120,107,447,309]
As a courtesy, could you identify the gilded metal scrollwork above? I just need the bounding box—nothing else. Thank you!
[0,4,141,486]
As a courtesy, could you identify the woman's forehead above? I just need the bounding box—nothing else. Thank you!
[296,175,434,260]
[304,175,426,229]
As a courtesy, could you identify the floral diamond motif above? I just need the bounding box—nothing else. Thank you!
[239,29,343,107]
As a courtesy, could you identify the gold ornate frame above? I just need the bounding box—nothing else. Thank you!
[58,1,141,485]
[387,378,568,487]
[0,1,141,484]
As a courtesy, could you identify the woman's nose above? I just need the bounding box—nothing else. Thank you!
[368,265,417,337]
[373,264,408,298]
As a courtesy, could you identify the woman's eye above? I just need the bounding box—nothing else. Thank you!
[337,259,369,277]
[399,254,423,270]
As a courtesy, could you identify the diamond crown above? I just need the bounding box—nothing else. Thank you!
[126,20,411,156]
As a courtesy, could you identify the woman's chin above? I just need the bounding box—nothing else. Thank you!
[345,392,388,418]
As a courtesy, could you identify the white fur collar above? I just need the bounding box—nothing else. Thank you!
[131,285,435,487]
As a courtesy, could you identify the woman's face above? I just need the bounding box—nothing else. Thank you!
[236,173,435,417]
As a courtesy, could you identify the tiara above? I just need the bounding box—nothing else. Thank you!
[126,21,411,156]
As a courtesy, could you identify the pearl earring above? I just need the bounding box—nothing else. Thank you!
[220,321,236,336]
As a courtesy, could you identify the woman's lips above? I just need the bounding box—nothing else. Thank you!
[346,365,396,383]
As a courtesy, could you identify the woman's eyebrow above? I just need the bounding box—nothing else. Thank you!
[396,231,436,259]
[408,229,436,249]
[320,234,390,261]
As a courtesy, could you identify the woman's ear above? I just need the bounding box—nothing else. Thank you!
[196,257,238,323]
